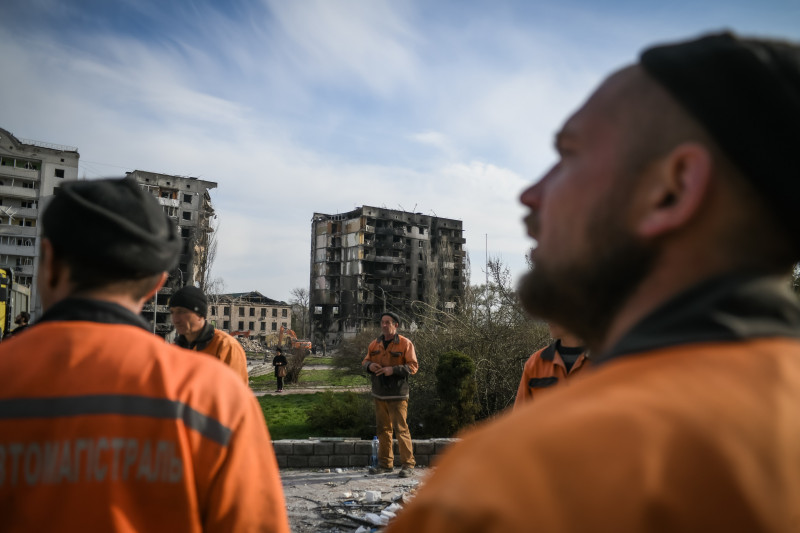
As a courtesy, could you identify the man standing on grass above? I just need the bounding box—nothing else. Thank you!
[362,312,418,478]
[169,285,249,385]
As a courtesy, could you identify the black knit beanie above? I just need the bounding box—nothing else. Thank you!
[42,177,181,276]
[640,31,800,243]
[169,286,208,317]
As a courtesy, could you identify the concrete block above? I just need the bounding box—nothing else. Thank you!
[434,438,458,454]
[288,456,309,468]
[272,442,294,455]
[294,442,315,456]
[314,442,335,455]
[334,442,355,455]
[308,455,330,468]
[414,455,429,467]
[329,455,350,467]
[349,455,369,467]
[413,441,435,455]
[275,455,288,468]
[353,441,373,455]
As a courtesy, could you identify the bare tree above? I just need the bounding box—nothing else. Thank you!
[290,287,309,338]
[198,218,219,292]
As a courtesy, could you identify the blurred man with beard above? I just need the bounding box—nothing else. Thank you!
[387,32,800,532]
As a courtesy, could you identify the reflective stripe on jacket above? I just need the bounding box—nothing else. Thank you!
[0,300,288,533]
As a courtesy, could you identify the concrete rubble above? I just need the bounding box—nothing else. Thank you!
[281,466,428,532]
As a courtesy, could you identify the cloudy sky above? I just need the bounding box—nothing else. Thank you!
[2,0,798,302]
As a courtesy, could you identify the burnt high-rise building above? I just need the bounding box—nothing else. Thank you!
[310,206,466,345]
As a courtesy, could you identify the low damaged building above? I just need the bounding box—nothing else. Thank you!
[310,206,466,345]
[208,291,292,345]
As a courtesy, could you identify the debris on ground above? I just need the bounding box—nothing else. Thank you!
[281,466,424,532]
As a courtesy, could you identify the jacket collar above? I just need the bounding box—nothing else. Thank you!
[602,272,800,363]
[176,320,215,351]
[378,333,400,344]
[37,297,153,331]
[540,342,558,361]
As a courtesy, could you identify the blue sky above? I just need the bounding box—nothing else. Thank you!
[2,0,799,302]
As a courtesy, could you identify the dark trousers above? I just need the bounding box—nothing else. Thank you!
[276,375,284,390]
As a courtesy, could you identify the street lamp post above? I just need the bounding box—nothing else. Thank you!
[376,285,386,313]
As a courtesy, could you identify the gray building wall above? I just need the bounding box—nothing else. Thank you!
[0,127,79,319]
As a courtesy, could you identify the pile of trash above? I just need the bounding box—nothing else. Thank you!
[318,488,416,532]
[281,467,422,532]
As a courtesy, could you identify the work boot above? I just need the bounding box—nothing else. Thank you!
[368,466,393,475]
[398,465,414,478]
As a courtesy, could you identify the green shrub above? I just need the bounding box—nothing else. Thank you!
[306,391,375,439]
[432,350,479,436]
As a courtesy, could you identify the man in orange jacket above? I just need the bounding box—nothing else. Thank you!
[169,285,249,385]
[0,177,289,532]
[362,312,418,478]
[514,322,589,408]
[388,32,800,532]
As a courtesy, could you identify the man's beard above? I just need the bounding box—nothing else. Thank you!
[519,210,656,353]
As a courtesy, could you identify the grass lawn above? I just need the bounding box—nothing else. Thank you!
[307,356,334,365]
[250,369,366,388]
[258,393,322,440]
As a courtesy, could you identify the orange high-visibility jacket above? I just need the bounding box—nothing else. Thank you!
[514,342,590,408]
[362,334,418,400]
[386,275,800,533]
[176,324,249,385]
[0,299,289,533]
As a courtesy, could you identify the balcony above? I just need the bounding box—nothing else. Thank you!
[0,244,36,256]
[0,166,38,180]
[0,185,37,200]
[12,264,33,276]
[157,198,180,208]
[0,226,37,237]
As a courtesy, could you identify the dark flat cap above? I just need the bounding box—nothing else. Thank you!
[381,311,401,325]
[640,31,800,238]
[42,177,181,276]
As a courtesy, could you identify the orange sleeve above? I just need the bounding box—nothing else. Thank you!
[218,336,249,386]
[202,393,290,532]
[514,349,542,410]
[404,340,419,375]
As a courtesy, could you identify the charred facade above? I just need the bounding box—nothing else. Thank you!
[310,206,466,345]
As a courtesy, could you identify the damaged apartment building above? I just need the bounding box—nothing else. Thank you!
[128,170,217,337]
[310,206,466,345]
[0,127,79,319]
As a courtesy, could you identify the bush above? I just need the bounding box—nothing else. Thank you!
[306,391,375,439]
[431,350,479,436]
[285,347,309,384]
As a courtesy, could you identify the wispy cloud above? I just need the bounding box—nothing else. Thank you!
[1,0,798,300]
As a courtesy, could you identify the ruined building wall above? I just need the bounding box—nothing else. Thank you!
[310,206,466,346]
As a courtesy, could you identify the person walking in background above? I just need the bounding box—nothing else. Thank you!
[272,346,288,392]
[362,312,418,478]
[514,321,589,408]
[0,177,289,532]
[387,32,800,531]
[169,285,249,385]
